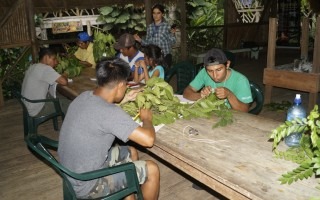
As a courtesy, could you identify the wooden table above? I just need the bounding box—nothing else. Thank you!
[149,112,320,200]
[57,70,319,199]
[57,68,97,100]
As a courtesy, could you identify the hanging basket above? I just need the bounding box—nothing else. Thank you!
[232,0,264,23]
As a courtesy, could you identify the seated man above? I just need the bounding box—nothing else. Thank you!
[183,48,252,112]
[21,48,68,116]
[74,32,96,68]
[58,57,160,200]
[114,33,144,80]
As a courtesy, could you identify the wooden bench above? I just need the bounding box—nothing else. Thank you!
[190,47,263,64]
[230,47,263,60]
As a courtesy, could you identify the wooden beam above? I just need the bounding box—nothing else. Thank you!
[263,68,320,93]
[144,0,152,26]
[266,18,277,68]
[312,15,320,73]
[300,17,309,60]
[26,0,37,61]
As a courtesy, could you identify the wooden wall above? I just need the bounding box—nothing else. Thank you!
[224,0,276,49]
[0,0,30,49]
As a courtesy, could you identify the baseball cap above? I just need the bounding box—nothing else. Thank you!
[77,32,92,42]
[204,48,228,66]
[114,33,135,50]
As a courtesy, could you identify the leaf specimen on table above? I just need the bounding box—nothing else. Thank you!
[121,77,233,128]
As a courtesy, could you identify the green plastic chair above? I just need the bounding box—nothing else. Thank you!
[223,50,235,68]
[12,89,65,138]
[25,134,143,200]
[249,81,264,115]
[165,61,197,94]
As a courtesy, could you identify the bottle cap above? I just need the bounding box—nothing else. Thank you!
[294,94,302,104]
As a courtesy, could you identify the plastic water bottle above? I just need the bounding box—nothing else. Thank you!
[284,94,306,147]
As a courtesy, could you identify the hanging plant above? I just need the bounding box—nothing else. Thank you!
[97,4,146,33]
[269,105,320,188]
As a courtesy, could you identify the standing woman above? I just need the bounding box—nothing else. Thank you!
[133,44,165,83]
[134,3,176,68]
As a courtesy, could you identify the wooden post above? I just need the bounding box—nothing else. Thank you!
[300,17,309,60]
[309,15,320,111]
[264,18,277,104]
[144,0,152,26]
[25,0,37,61]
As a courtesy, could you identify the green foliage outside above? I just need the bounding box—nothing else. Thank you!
[121,77,233,128]
[270,105,320,189]
[0,48,31,99]
[186,0,225,52]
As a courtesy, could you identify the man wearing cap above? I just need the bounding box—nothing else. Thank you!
[183,48,252,112]
[114,33,144,80]
[74,32,96,68]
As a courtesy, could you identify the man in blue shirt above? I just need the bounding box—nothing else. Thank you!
[114,33,144,80]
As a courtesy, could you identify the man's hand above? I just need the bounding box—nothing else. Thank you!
[215,87,231,99]
[120,88,143,104]
[200,86,212,98]
[140,108,153,122]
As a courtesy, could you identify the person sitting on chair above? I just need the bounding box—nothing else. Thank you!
[58,57,160,200]
[21,48,68,116]
[183,48,252,112]
[114,33,144,80]
[74,32,96,68]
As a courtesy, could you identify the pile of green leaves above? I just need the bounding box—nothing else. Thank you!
[56,55,82,78]
[121,77,233,128]
[270,105,320,187]
[92,30,116,62]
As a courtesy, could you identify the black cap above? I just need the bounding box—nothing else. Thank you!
[204,48,228,66]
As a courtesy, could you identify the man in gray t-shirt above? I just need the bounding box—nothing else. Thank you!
[58,57,160,199]
[21,48,68,116]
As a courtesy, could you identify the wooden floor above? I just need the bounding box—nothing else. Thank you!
[0,100,225,200]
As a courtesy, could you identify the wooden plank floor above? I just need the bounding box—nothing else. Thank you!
[0,100,225,200]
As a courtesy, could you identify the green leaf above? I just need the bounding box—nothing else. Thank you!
[99,7,113,15]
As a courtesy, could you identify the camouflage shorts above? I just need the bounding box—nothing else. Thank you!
[85,145,147,199]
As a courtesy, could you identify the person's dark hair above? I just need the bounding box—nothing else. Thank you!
[143,44,167,69]
[38,48,57,60]
[96,57,131,87]
[152,3,165,14]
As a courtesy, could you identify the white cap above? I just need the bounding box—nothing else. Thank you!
[296,94,301,99]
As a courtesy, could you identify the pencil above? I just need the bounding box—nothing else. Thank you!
[133,112,140,121]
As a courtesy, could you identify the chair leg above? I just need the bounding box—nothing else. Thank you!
[53,117,59,131]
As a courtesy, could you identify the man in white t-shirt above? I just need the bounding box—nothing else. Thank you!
[114,33,144,80]
[21,48,68,116]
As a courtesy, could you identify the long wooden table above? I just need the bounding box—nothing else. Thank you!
[149,113,320,200]
[57,70,320,199]
[57,68,97,100]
